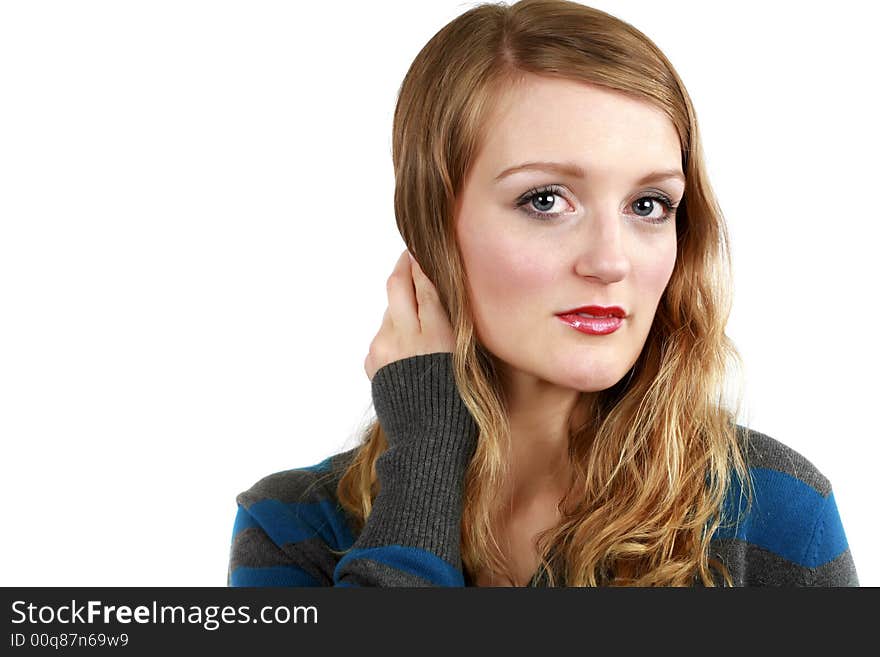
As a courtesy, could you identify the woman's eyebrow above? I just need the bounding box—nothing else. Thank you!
[493,160,685,185]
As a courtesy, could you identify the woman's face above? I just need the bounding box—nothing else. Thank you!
[455,76,683,394]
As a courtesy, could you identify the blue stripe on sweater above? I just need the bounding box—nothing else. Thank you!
[335,546,465,586]
[715,467,849,568]
[231,504,260,539]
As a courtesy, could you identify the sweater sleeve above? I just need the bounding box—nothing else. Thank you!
[335,351,479,586]
[228,351,479,587]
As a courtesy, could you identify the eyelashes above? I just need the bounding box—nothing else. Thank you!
[514,184,680,225]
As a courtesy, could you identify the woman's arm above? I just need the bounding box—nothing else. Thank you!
[228,352,478,587]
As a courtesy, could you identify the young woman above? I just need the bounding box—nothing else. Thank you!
[228,0,858,587]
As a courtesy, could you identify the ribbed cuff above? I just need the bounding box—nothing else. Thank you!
[358,352,479,565]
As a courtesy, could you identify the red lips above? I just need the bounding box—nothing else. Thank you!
[557,305,626,318]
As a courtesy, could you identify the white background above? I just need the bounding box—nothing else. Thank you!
[1,0,876,586]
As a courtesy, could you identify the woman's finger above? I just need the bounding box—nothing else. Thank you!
[386,249,420,335]
[408,251,445,329]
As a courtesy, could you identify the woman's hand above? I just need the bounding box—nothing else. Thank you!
[364,249,455,381]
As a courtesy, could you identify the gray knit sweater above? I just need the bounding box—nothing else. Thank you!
[228,352,859,586]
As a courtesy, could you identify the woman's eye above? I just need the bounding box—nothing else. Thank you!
[514,185,572,219]
[630,196,676,224]
[528,190,566,214]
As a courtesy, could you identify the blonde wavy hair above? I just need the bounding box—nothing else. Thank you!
[334,0,754,586]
